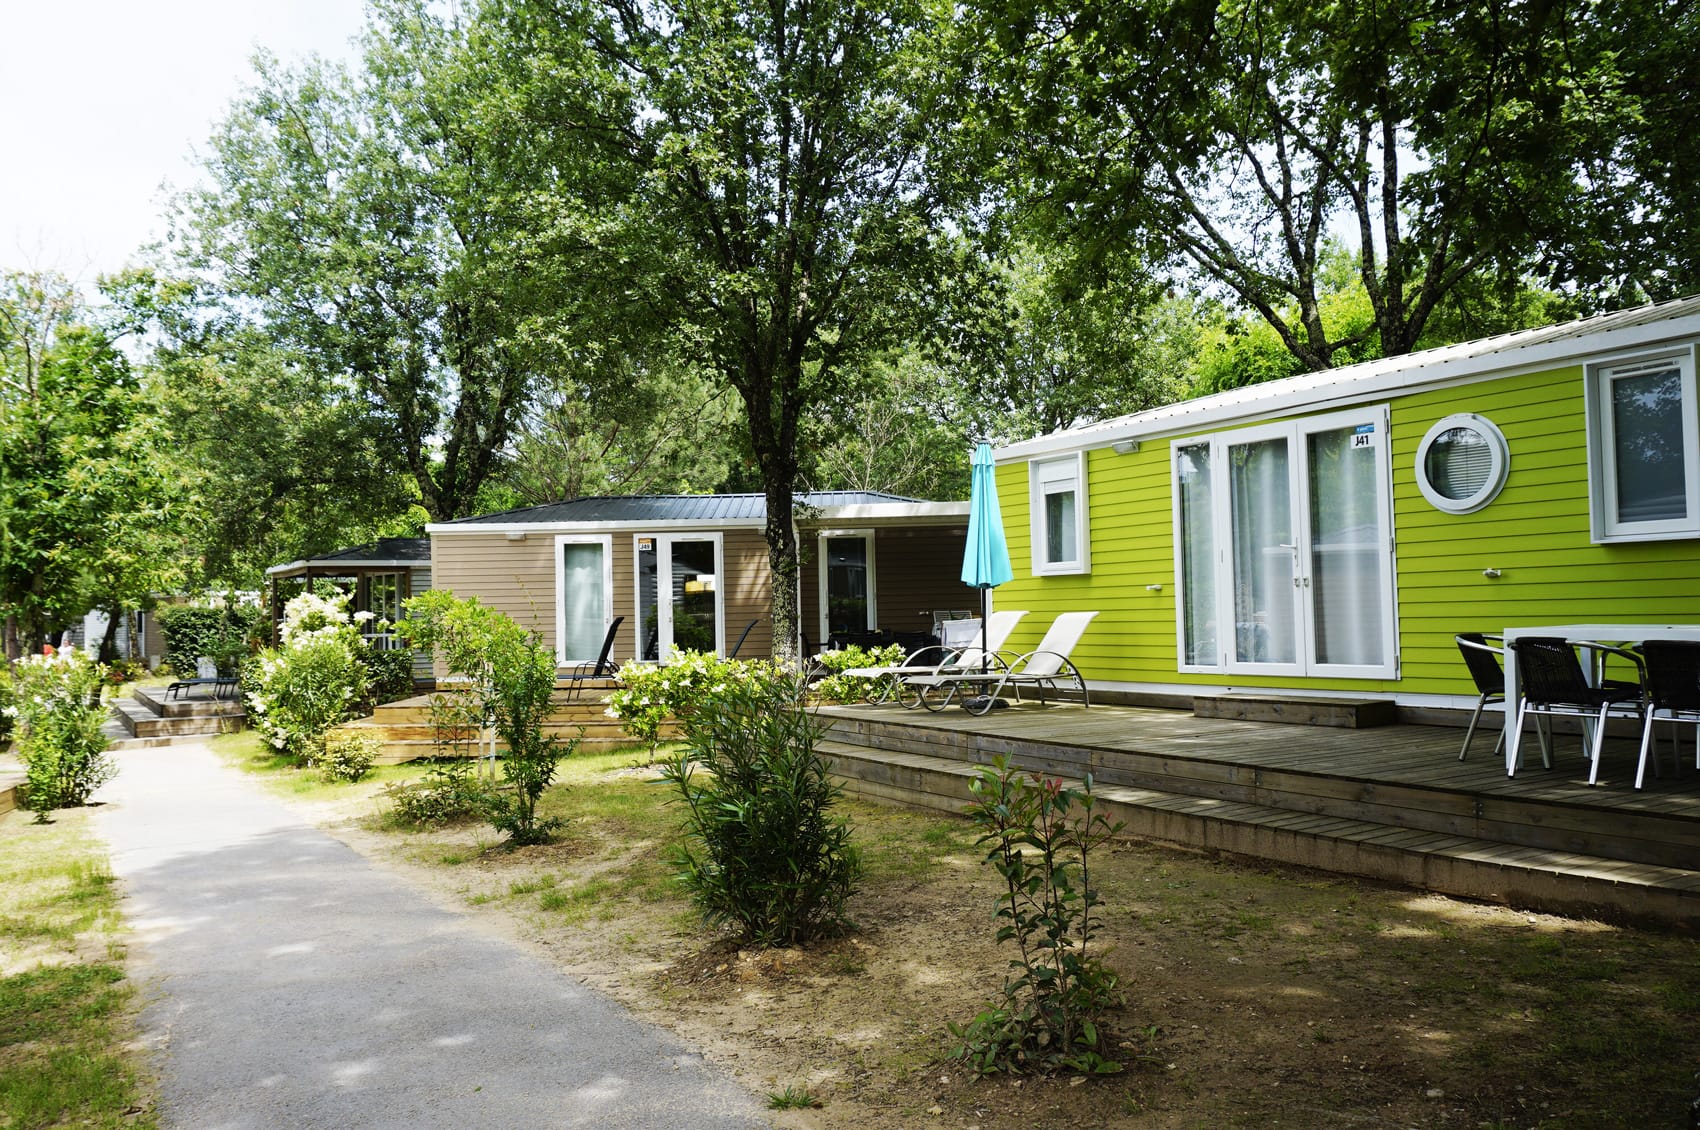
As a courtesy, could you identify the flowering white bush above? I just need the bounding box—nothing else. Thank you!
[809,643,907,703]
[247,593,371,764]
[605,650,776,753]
[11,646,115,816]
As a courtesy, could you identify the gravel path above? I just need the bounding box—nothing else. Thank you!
[94,743,769,1129]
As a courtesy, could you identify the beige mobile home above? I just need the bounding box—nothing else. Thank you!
[426,492,976,667]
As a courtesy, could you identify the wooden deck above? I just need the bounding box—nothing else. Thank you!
[815,700,1700,929]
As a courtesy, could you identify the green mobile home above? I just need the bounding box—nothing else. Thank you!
[991,296,1700,718]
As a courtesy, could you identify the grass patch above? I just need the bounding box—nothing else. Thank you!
[208,728,424,803]
[766,1083,823,1110]
[0,808,154,1128]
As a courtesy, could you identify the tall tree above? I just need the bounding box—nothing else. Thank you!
[0,271,183,658]
[182,5,533,520]
[102,269,417,589]
[480,0,979,661]
[963,0,1676,371]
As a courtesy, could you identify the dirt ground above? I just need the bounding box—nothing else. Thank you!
[311,759,1700,1130]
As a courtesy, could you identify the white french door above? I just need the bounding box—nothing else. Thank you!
[635,534,725,661]
[1175,406,1397,679]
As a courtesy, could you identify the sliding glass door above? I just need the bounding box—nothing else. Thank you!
[1174,408,1396,679]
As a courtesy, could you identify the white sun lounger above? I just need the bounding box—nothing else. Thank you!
[906,610,1097,715]
[840,611,1029,707]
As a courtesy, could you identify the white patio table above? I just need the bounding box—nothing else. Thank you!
[1502,623,1700,776]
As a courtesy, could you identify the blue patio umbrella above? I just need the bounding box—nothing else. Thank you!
[961,443,1013,696]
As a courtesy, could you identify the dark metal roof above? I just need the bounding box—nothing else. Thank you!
[298,538,430,566]
[440,491,927,526]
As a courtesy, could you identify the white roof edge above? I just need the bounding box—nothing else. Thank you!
[809,501,969,522]
[995,305,1700,462]
[426,503,966,535]
[265,559,425,575]
[427,517,771,534]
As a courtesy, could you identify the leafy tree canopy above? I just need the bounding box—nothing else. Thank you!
[959,0,1687,371]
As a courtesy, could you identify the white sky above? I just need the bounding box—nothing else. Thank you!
[0,0,367,285]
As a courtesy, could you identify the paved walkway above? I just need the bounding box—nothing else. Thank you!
[95,743,768,1129]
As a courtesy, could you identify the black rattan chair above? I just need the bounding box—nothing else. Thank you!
[1635,639,1700,788]
[1510,636,1646,786]
[1454,633,1508,762]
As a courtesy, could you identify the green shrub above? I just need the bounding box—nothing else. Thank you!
[155,603,264,677]
[0,665,15,745]
[397,591,574,845]
[11,649,116,818]
[949,756,1125,1076]
[359,648,416,708]
[808,643,907,703]
[661,671,860,946]
[482,629,571,846]
[315,731,381,782]
[384,758,491,826]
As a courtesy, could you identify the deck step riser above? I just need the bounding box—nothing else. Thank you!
[338,722,644,741]
[368,737,650,765]
[1194,694,1398,728]
[821,743,1700,930]
[820,714,1700,873]
[365,706,616,727]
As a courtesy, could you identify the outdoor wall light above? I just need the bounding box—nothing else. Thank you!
[505,530,527,542]
[1111,439,1141,455]
[1146,583,1164,592]
[1482,567,1502,578]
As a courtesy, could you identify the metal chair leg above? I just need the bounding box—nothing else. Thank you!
[1459,694,1487,761]
[1587,703,1611,785]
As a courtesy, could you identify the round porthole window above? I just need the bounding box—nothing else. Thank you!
[1415,413,1509,514]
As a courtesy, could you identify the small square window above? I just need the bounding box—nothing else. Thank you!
[1586,349,1700,542]
[1029,454,1089,574]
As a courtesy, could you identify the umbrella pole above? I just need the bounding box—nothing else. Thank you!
[980,588,989,677]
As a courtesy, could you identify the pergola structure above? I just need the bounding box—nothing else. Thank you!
[263,538,431,647]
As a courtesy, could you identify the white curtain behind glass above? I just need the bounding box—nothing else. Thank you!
[1308,429,1382,667]
[561,543,606,661]
[1177,445,1216,665]
[1229,438,1294,664]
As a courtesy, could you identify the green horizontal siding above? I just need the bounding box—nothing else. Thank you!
[996,357,1700,699]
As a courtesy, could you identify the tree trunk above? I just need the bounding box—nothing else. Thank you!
[99,609,122,664]
[765,482,801,669]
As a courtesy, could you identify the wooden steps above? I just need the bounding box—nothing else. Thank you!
[335,689,673,763]
[815,704,1700,929]
[106,688,246,747]
[1194,693,1397,728]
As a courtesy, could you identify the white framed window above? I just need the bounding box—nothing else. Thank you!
[1586,347,1700,542]
[1415,413,1510,514]
[1029,452,1089,575]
